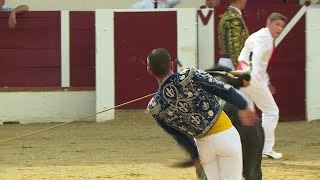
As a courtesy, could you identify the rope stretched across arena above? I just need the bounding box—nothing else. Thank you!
[0,92,155,144]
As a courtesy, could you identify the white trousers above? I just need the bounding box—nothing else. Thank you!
[218,58,236,71]
[239,85,279,153]
[196,126,242,180]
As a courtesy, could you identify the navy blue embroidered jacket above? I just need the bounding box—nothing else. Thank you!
[146,68,247,139]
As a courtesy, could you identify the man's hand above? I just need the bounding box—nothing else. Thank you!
[7,5,29,28]
[8,11,17,28]
[238,108,258,126]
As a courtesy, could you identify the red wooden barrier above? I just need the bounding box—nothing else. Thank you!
[114,12,177,109]
[0,11,61,87]
[0,8,306,119]
[70,11,95,87]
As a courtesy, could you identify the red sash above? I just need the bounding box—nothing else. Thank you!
[269,40,276,64]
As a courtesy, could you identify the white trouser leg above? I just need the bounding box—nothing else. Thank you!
[196,127,242,180]
[240,85,279,153]
[218,58,236,71]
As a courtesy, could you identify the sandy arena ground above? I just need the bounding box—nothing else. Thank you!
[0,110,319,180]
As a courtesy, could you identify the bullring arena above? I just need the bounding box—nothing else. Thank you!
[1,0,320,179]
[0,111,320,179]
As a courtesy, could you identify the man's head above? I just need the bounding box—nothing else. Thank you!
[230,0,247,11]
[147,48,173,78]
[0,0,5,9]
[266,12,288,39]
[205,0,221,8]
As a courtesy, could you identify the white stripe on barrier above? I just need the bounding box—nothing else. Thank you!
[197,8,215,70]
[61,10,70,87]
[177,8,198,69]
[95,9,115,122]
[275,6,307,47]
[306,6,320,121]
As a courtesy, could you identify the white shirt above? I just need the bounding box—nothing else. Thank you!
[238,28,274,87]
[130,0,181,9]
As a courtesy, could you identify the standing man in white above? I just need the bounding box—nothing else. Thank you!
[130,0,181,9]
[237,12,288,159]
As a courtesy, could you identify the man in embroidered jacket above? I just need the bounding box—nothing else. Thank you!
[218,0,249,70]
[146,48,257,180]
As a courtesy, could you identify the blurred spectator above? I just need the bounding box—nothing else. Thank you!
[299,0,320,5]
[200,0,221,9]
[130,0,181,9]
[0,0,29,28]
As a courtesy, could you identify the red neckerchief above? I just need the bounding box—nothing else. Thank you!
[269,40,276,64]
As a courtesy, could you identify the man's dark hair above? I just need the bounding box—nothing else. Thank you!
[147,48,171,77]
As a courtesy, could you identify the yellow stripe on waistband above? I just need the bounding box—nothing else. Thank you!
[205,110,233,136]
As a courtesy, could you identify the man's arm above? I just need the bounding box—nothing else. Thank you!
[154,118,199,161]
[12,5,29,14]
[8,5,29,28]
[237,37,250,66]
[195,70,257,125]
[154,117,207,179]
[196,70,248,110]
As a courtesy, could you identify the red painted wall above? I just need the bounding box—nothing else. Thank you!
[0,8,306,119]
[0,12,61,87]
[114,12,177,109]
[214,4,306,120]
[70,11,95,87]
